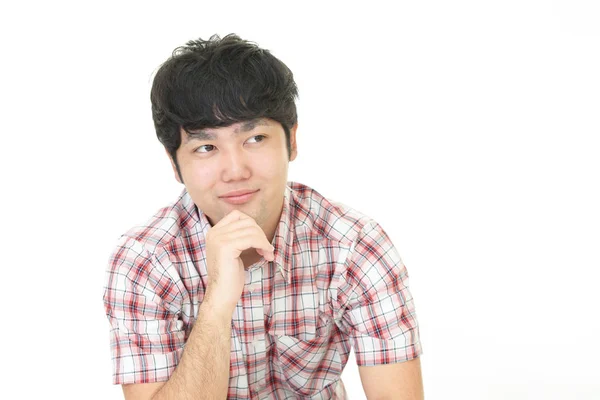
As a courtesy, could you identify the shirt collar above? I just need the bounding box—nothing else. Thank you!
[180,189,212,240]
[270,185,295,284]
[180,185,295,284]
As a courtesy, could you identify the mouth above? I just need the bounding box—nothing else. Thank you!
[219,189,259,205]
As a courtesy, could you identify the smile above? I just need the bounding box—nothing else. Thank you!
[219,189,259,205]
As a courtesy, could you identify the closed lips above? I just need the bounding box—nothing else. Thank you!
[220,190,258,198]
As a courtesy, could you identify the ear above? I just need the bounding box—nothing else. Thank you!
[165,148,183,184]
[289,123,298,161]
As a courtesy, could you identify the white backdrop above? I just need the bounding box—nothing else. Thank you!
[1,1,598,399]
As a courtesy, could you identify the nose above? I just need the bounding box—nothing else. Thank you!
[221,146,251,182]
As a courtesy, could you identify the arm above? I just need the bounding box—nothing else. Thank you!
[334,221,423,399]
[358,357,424,400]
[122,300,233,400]
[117,210,275,400]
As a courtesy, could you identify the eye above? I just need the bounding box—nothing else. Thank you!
[246,135,266,144]
[195,144,215,153]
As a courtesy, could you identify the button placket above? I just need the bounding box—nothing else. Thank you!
[243,267,267,391]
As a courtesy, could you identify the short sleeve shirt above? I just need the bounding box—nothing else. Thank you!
[103,182,422,399]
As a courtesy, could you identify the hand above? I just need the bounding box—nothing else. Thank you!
[203,210,275,313]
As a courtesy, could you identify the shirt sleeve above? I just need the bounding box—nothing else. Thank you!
[333,221,422,366]
[103,236,185,384]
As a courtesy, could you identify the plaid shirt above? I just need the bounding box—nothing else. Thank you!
[103,182,422,399]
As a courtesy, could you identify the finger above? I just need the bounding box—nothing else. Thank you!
[223,225,271,246]
[213,209,251,227]
[222,228,275,257]
[217,217,261,236]
[256,247,276,261]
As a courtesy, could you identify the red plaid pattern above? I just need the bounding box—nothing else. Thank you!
[103,182,422,399]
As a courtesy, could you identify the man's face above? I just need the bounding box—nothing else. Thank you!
[169,118,297,233]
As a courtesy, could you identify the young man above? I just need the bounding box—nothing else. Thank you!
[103,34,423,399]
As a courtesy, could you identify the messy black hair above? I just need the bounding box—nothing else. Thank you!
[150,34,299,182]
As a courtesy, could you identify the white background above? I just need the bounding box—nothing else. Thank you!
[1,0,598,399]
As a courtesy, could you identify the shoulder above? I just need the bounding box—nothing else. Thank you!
[104,191,196,304]
[106,189,197,280]
[288,182,381,247]
[119,189,196,254]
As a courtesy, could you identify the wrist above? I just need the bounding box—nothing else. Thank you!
[201,292,236,321]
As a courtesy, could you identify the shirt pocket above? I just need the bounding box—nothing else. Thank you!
[269,313,343,397]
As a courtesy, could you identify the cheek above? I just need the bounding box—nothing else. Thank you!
[183,160,216,189]
[257,153,287,179]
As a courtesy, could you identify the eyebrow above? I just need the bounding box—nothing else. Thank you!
[183,118,270,144]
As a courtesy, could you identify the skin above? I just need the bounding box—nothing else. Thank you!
[169,117,298,266]
[122,118,424,399]
[359,358,424,399]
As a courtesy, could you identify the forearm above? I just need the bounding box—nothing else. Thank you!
[151,300,232,400]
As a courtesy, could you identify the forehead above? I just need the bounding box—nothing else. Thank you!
[182,118,277,144]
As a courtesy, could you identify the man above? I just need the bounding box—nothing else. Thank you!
[103,34,423,399]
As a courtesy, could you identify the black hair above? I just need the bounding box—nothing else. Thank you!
[150,34,299,182]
